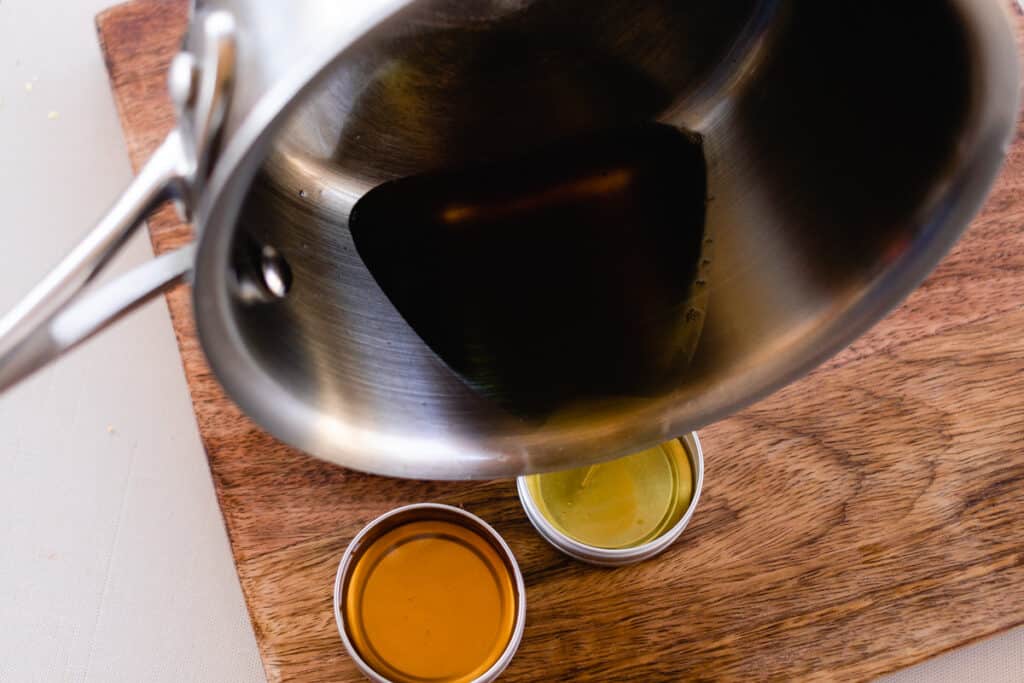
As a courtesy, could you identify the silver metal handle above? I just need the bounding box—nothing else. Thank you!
[0,245,195,392]
[0,10,237,394]
[0,132,193,393]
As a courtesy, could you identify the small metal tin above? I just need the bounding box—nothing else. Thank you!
[517,432,704,566]
[333,503,526,683]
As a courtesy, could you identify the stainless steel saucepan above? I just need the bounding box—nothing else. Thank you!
[0,0,1018,478]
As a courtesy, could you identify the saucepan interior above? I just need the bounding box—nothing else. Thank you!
[195,0,1018,478]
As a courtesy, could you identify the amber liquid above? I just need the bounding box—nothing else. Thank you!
[344,519,516,683]
[350,122,708,416]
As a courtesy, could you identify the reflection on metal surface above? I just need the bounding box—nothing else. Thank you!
[10,1,1007,478]
[259,245,291,299]
[188,0,1019,478]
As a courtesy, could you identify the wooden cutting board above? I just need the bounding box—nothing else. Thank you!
[96,2,1024,680]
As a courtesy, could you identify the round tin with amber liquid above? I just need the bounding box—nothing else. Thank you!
[334,503,525,683]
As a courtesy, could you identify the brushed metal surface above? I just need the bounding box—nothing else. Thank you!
[3,0,1018,479]
[192,0,1019,477]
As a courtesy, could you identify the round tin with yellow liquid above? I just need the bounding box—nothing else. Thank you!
[334,503,525,683]
[517,433,703,566]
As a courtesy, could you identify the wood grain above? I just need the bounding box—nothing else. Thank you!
[97,2,1024,680]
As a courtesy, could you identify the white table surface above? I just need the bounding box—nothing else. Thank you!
[0,1,1020,681]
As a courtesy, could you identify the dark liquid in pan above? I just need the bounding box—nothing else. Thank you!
[349,123,708,417]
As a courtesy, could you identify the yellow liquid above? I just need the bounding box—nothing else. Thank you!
[526,440,693,549]
[344,519,516,683]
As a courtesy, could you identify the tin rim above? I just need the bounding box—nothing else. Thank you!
[516,433,704,566]
[333,503,527,683]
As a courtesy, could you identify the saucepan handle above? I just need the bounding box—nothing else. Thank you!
[0,8,238,394]
[0,131,194,393]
